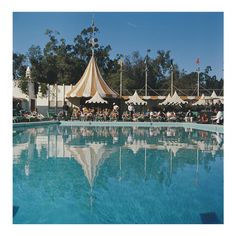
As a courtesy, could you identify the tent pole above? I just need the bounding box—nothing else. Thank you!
[171,66,173,96]
[197,70,200,96]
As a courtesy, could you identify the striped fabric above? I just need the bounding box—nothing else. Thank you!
[66,56,118,98]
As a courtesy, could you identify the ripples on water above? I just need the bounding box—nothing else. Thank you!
[13,125,223,224]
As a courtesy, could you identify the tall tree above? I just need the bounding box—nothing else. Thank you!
[155,50,173,80]
[13,53,27,80]
[73,25,114,81]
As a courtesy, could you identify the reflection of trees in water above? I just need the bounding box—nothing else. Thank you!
[14,125,223,189]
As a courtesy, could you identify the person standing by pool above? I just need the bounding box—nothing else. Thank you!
[128,103,135,119]
[63,102,69,117]
[16,102,22,115]
[113,103,119,114]
[185,109,193,122]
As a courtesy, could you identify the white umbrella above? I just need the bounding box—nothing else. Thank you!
[85,91,108,104]
[211,90,218,99]
[125,139,159,154]
[163,141,187,157]
[192,94,207,106]
[125,90,147,105]
[169,91,188,105]
[159,93,172,105]
[160,91,187,105]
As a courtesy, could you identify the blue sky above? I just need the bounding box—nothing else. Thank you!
[13,12,223,79]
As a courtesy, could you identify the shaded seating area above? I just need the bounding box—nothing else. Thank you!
[13,111,46,123]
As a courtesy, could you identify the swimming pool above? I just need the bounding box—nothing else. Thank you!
[13,124,223,224]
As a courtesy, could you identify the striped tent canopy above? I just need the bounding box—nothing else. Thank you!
[66,55,118,98]
[65,142,110,188]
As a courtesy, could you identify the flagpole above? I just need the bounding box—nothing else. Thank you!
[118,59,123,97]
[170,60,174,96]
[197,70,200,97]
[145,49,150,97]
[196,58,200,97]
[171,66,173,96]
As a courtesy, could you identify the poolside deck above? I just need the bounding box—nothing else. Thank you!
[13,120,223,133]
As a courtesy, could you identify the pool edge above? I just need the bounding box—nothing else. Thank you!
[60,121,224,133]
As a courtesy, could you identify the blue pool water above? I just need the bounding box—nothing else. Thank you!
[13,125,223,224]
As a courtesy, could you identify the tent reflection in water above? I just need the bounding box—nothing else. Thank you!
[65,142,115,209]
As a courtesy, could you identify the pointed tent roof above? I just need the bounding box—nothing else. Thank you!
[163,141,188,157]
[169,91,188,105]
[160,91,187,105]
[85,91,108,104]
[159,93,172,105]
[125,91,147,105]
[66,142,111,188]
[66,55,118,98]
[210,90,218,99]
[125,139,157,154]
[192,94,207,106]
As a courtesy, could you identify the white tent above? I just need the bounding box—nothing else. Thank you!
[169,91,188,105]
[211,90,218,99]
[125,91,147,105]
[159,93,172,105]
[192,94,207,106]
[160,91,187,105]
[210,90,224,104]
[205,90,223,105]
[85,91,108,104]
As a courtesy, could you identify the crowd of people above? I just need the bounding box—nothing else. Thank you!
[69,106,119,121]
[59,102,223,125]
[13,100,224,125]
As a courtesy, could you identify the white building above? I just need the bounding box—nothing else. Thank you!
[13,79,73,116]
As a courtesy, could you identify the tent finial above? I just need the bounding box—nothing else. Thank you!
[89,15,98,57]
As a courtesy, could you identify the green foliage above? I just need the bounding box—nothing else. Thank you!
[13,25,223,96]
[18,77,29,95]
[13,53,27,80]
[39,83,48,95]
